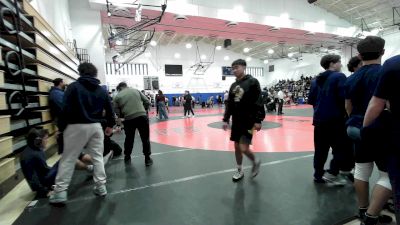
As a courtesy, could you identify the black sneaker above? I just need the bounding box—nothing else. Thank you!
[314,177,326,184]
[361,213,379,225]
[145,157,153,167]
[378,214,392,224]
[358,208,367,220]
[383,201,395,213]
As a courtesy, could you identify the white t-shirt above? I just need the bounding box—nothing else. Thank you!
[224,92,229,101]
[277,90,284,100]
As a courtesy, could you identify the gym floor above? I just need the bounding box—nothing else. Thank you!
[10,105,394,225]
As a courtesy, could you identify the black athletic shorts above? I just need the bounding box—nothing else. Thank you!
[230,120,254,145]
[354,125,389,172]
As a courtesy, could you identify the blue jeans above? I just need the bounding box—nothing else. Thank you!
[45,161,59,187]
[158,102,168,119]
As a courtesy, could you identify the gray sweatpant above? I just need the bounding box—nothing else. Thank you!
[54,123,106,192]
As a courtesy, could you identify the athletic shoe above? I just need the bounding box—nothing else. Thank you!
[322,172,347,186]
[49,190,67,205]
[358,208,367,220]
[182,116,187,119]
[93,184,107,197]
[251,160,261,178]
[383,201,395,213]
[340,171,354,183]
[145,157,153,167]
[378,214,392,224]
[192,115,195,118]
[103,151,114,165]
[232,169,244,182]
[313,177,326,184]
[361,213,379,225]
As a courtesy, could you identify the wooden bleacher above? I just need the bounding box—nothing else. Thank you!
[0,0,79,198]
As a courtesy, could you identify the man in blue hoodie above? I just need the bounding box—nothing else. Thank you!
[49,78,65,154]
[20,128,57,199]
[308,54,349,185]
[345,36,392,225]
[364,54,400,224]
[49,63,115,205]
[49,78,65,121]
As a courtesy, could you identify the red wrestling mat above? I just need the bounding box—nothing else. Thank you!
[149,115,314,152]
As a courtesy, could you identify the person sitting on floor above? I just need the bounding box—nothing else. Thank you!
[20,128,57,198]
[20,128,94,199]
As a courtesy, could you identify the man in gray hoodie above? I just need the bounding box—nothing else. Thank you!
[114,82,153,166]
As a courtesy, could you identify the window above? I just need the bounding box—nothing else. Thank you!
[245,67,264,77]
[105,63,148,76]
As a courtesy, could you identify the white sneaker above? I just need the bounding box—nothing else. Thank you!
[93,184,107,197]
[232,169,244,182]
[251,160,261,178]
[182,116,187,119]
[103,150,114,165]
[191,115,195,118]
[323,172,347,186]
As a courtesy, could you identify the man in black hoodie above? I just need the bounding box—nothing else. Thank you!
[308,55,350,185]
[49,63,115,205]
[223,59,265,182]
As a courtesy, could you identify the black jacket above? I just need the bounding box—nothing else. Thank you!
[184,94,192,107]
[58,76,115,131]
[223,75,265,126]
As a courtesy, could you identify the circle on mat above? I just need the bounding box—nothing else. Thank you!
[207,121,282,130]
[149,115,314,153]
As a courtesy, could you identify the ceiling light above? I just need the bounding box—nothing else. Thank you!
[174,53,181,59]
[246,57,252,62]
[263,59,269,64]
[185,43,192,49]
[268,49,274,54]
[115,39,122,45]
[144,52,151,58]
[224,56,230,61]
[150,40,157,46]
[216,45,222,50]
[288,52,294,58]
[243,47,250,53]
[201,54,207,60]
[107,11,111,17]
